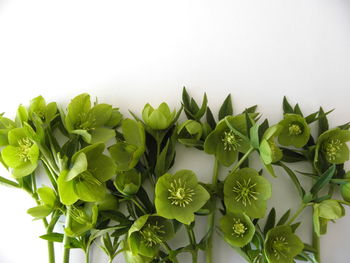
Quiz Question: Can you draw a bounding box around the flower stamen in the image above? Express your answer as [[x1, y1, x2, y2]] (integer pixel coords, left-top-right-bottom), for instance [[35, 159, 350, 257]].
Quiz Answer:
[[232, 178, 259, 207], [272, 236, 288, 259], [324, 139, 343, 161], [140, 221, 165, 247], [232, 218, 247, 237], [222, 131, 241, 151], [168, 178, 195, 207], [17, 138, 33, 162], [288, 123, 302, 136]]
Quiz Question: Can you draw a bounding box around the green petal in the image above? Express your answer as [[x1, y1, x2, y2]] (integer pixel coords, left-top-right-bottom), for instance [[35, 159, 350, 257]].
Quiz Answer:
[[57, 170, 79, 205], [66, 93, 91, 129], [66, 152, 88, 181], [37, 186, 57, 208], [88, 103, 112, 127], [220, 212, 255, 247], [90, 127, 116, 144], [318, 200, 345, 220], [27, 205, 52, 219], [71, 129, 92, 143], [8, 128, 27, 146], [123, 119, 146, 148], [2, 146, 23, 168], [74, 174, 106, 202], [109, 142, 138, 171], [88, 154, 116, 182], [278, 114, 310, 148]]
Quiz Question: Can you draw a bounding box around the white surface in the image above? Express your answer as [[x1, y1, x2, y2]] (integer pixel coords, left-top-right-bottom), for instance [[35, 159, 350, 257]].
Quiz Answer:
[[0, 0, 350, 262]]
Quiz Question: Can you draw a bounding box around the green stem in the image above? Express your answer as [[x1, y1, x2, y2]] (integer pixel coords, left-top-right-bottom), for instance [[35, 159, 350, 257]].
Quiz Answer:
[[230, 147, 254, 174], [286, 203, 307, 225], [85, 246, 90, 263], [162, 242, 179, 263], [186, 226, 198, 263], [131, 198, 147, 214], [62, 206, 72, 263], [46, 212, 60, 263], [313, 229, 321, 263], [0, 175, 20, 188], [206, 158, 219, 263]]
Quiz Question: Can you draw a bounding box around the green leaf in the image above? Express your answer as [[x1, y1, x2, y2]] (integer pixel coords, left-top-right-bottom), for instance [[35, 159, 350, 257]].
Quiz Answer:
[[276, 209, 291, 226], [278, 162, 305, 198], [282, 96, 294, 114], [206, 107, 216, 129], [318, 107, 329, 137], [310, 165, 336, 195], [263, 208, 276, 234], [218, 94, 233, 120]]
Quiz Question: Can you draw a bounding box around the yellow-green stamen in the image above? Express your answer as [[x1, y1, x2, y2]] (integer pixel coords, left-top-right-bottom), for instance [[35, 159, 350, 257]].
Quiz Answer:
[[140, 222, 165, 247], [272, 236, 288, 259], [232, 218, 247, 237], [222, 131, 241, 151], [232, 178, 259, 207], [17, 138, 33, 162], [288, 124, 302, 136], [324, 139, 343, 161], [168, 178, 195, 207]]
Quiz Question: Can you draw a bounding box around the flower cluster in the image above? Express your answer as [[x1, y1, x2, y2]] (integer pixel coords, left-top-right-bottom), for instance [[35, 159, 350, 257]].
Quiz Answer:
[[0, 90, 348, 263]]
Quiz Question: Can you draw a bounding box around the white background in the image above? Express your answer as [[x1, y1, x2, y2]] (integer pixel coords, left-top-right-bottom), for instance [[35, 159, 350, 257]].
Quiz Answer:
[[0, 0, 350, 262]]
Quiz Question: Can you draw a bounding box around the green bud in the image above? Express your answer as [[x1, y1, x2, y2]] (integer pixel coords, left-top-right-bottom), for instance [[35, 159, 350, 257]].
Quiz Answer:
[[114, 169, 141, 196], [142, 103, 176, 130]]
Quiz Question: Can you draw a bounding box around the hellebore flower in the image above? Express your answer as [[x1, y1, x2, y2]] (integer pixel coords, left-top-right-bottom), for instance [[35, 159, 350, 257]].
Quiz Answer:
[[177, 120, 203, 147], [0, 115, 17, 146], [313, 199, 345, 236], [277, 114, 310, 148], [142, 102, 176, 130], [65, 203, 98, 237], [155, 169, 210, 224], [28, 95, 57, 123], [1, 128, 39, 178], [224, 168, 271, 218], [63, 93, 122, 144], [114, 168, 141, 196], [315, 128, 350, 165], [204, 114, 252, 166], [57, 143, 116, 205], [109, 119, 145, 171], [260, 125, 283, 165], [220, 212, 255, 247], [264, 225, 304, 263], [27, 186, 58, 220], [128, 215, 174, 258]]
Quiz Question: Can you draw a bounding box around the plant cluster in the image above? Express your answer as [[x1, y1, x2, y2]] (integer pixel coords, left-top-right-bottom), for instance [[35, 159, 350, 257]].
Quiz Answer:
[[0, 89, 349, 263]]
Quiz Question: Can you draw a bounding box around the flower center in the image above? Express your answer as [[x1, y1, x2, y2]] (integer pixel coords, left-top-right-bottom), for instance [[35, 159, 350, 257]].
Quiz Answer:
[[288, 123, 302, 136], [272, 236, 289, 259], [168, 178, 195, 207], [17, 138, 33, 162], [222, 131, 241, 151], [232, 178, 259, 207], [140, 222, 165, 247], [324, 139, 343, 161], [232, 218, 247, 237]]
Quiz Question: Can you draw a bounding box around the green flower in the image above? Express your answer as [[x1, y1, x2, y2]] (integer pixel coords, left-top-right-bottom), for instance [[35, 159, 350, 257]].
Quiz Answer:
[[109, 119, 145, 171], [28, 96, 57, 123], [57, 143, 116, 205], [313, 200, 345, 236], [63, 93, 122, 144], [315, 128, 350, 165], [0, 115, 16, 146], [264, 225, 304, 263], [177, 120, 203, 147], [142, 102, 176, 130], [260, 125, 283, 165], [1, 128, 39, 178], [224, 168, 271, 218], [204, 114, 251, 166], [128, 215, 174, 258], [341, 172, 350, 202], [96, 193, 119, 211], [155, 170, 210, 224], [65, 203, 98, 237], [277, 114, 310, 148], [27, 186, 58, 219], [220, 212, 255, 247], [114, 169, 141, 196]]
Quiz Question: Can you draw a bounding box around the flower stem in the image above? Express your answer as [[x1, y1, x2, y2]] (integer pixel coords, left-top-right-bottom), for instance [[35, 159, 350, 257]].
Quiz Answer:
[[131, 197, 147, 214], [162, 242, 179, 263], [230, 147, 254, 174], [62, 206, 72, 263], [313, 229, 321, 263], [206, 158, 219, 263], [286, 203, 307, 225], [186, 226, 197, 263], [85, 246, 90, 263]]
